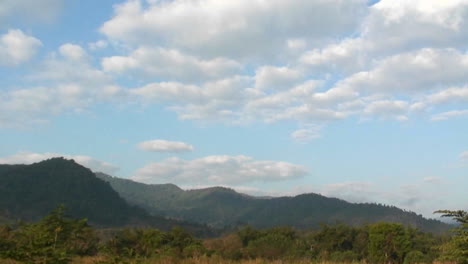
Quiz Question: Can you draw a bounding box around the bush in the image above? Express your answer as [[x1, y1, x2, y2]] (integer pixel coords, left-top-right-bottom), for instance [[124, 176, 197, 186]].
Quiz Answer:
[[4, 206, 98, 264], [404, 250, 430, 264]]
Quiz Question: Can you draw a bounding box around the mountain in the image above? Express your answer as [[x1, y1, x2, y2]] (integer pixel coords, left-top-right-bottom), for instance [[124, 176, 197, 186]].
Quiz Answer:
[[97, 173, 450, 233], [0, 158, 212, 235]]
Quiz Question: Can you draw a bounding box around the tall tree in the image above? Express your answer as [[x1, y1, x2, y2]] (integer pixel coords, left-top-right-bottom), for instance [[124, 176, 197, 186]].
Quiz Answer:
[[435, 210, 468, 263], [368, 222, 411, 264]]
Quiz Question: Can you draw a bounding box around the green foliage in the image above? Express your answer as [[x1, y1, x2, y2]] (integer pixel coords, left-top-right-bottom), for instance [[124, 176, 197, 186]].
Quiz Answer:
[[435, 210, 468, 263], [368, 222, 411, 264], [97, 172, 451, 232], [404, 250, 431, 264], [310, 223, 368, 261], [1, 205, 98, 264], [236, 226, 308, 260], [0, 217, 454, 264], [0, 159, 214, 236], [0, 225, 15, 258], [237, 226, 263, 247], [204, 233, 243, 260], [105, 227, 164, 260], [104, 226, 204, 263]]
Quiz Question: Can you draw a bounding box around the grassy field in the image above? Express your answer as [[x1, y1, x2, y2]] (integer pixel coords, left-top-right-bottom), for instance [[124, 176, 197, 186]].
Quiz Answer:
[[0, 256, 456, 264]]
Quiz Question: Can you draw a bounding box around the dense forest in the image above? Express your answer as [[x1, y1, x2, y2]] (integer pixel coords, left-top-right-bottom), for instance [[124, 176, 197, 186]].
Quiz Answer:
[[0, 207, 466, 264], [0, 159, 465, 263], [97, 172, 449, 233], [0, 158, 214, 236]]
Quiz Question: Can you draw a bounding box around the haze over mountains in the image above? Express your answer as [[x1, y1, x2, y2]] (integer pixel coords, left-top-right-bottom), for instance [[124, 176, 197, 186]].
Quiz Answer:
[[0, 158, 450, 234], [96, 172, 449, 233]]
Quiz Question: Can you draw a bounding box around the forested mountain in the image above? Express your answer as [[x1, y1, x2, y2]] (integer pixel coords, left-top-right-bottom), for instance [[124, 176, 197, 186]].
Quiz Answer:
[[0, 158, 211, 234], [97, 173, 450, 233]]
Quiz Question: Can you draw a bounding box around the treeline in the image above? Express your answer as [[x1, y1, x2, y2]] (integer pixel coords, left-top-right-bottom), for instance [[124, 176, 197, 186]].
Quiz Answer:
[[0, 207, 466, 264]]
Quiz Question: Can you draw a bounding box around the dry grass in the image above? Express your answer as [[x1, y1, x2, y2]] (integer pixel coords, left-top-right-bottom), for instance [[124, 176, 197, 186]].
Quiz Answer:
[[69, 256, 367, 264], [3, 257, 459, 264], [0, 259, 21, 264]]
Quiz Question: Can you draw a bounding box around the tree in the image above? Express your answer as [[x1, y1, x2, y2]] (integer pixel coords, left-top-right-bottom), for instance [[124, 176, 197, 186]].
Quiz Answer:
[[368, 222, 411, 264], [105, 227, 164, 260], [6, 205, 98, 264], [435, 210, 468, 263]]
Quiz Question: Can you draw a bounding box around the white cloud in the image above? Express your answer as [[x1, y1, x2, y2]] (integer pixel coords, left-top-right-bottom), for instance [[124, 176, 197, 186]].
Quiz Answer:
[[336, 48, 468, 95], [0, 43, 121, 127], [460, 151, 468, 161], [88, 40, 108, 50], [59, 43, 88, 61], [291, 125, 322, 142], [101, 0, 367, 60], [102, 46, 241, 82], [130, 76, 255, 121], [132, 155, 307, 185], [300, 38, 367, 74], [138, 139, 194, 152], [0, 0, 63, 23], [255, 66, 303, 91], [0, 151, 118, 174], [363, 100, 409, 120], [0, 29, 41, 66], [364, 0, 468, 54], [243, 80, 351, 123], [298, 0, 468, 76], [427, 86, 468, 104], [431, 109, 468, 121]]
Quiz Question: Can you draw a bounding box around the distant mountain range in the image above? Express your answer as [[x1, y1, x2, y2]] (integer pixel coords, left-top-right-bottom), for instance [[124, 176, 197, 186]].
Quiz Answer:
[[0, 158, 212, 235], [0, 158, 450, 234], [96, 173, 450, 233]]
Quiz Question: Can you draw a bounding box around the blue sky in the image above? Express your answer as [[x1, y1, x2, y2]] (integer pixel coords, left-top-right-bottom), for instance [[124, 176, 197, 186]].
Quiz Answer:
[[0, 0, 467, 218]]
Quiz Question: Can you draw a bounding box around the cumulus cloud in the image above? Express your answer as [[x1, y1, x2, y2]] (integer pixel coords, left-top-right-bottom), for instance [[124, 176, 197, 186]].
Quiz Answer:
[[0, 151, 118, 174], [0, 43, 121, 127], [138, 139, 194, 152], [427, 86, 468, 104], [102, 46, 241, 82], [5, 0, 468, 137], [130, 76, 255, 121], [100, 0, 367, 60], [132, 155, 307, 185], [300, 38, 367, 74], [255, 66, 303, 91], [335, 48, 468, 94], [299, 0, 468, 76], [0, 29, 41, 66], [363, 100, 409, 121], [364, 0, 468, 54], [431, 109, 468, 121]]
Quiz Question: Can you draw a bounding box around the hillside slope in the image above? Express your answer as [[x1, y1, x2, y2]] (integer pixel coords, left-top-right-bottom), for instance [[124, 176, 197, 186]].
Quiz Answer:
[[0, 158, 212, 234], [97, 173, 450, 233]]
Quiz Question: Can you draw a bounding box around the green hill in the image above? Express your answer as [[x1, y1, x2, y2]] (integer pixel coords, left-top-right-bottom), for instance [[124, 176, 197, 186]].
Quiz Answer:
[[97, 173, 450, 233], [0, 158, 212, 235]]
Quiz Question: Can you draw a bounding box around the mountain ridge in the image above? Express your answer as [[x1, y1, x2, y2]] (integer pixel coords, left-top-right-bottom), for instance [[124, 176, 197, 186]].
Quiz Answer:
[[96, 172, 450, 233], [0, 158, 213, 236]]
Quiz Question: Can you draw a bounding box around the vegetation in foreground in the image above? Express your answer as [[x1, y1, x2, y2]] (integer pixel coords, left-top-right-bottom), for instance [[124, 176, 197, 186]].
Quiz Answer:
[[0, 207, 466, 264]]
